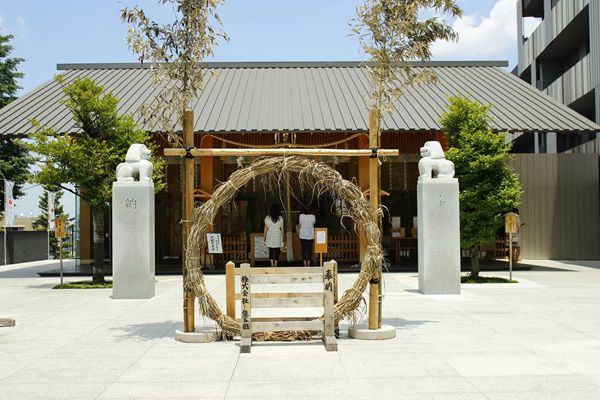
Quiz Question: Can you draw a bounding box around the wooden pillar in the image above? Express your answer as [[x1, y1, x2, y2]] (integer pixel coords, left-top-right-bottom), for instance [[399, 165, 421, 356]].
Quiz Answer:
[[183, 110, 195, 333], [368, 108, 381, 330], [225, 261, 236, 319], [240, 262, 252, 353], [200, 136, 214, 194], [285, 171, 294, 262], [357, 135, 369, 262], [200, 135, 215, 266]]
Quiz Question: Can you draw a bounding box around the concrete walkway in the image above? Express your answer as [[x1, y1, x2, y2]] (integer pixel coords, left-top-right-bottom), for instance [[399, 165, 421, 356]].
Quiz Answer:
[[1, 259, 600, 399]]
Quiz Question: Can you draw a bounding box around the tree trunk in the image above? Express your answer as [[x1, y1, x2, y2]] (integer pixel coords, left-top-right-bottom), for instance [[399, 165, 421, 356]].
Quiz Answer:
[[470, 246, 480, 279], [91, 207, 105, 284]]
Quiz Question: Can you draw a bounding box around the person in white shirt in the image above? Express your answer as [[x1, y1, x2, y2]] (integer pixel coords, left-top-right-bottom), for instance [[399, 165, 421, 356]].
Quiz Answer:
[[264, 204, 284, 267], [298, 206, 316, 267]]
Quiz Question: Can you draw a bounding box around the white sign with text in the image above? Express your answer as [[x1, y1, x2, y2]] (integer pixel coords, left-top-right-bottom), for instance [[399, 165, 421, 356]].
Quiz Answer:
[[207, 233, 223, 254]]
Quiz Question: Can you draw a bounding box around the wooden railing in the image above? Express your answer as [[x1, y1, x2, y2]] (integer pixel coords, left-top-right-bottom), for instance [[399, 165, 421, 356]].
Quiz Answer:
[[213, 235, 248, 265], [495, 238, 508, 259], [327, 235, 359, 262]]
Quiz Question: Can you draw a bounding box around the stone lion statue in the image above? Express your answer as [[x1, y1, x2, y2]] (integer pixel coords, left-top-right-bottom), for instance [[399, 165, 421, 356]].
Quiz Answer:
[[116, 144, 153, 182], [418, 141, 455, 180]]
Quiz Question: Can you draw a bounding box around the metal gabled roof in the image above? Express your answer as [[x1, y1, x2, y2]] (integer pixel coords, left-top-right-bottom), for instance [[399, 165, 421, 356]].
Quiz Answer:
[[1, 61, 598, 136]]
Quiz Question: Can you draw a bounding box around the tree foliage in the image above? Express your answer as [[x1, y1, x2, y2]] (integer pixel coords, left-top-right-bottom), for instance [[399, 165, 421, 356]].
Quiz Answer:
[[28, 77, 165, 282], [122, 0, 229, 145], [441, 96, 522, 276], [0, 33, 30, 212], [0, 33, 24, 108], [0, 137, 30, 211], [28, 77, 165, 208], [351, 0, 461, 118]]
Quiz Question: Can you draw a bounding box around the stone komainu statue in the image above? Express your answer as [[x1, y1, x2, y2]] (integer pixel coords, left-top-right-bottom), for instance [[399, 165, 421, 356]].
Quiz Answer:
[[418, 141, 455, 180], [116, 144, 153, 182]]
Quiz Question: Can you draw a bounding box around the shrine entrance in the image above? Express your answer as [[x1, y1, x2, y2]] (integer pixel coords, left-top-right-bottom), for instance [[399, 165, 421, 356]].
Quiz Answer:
[[174, 155, 393, 338], [166, 109, 400, 338]]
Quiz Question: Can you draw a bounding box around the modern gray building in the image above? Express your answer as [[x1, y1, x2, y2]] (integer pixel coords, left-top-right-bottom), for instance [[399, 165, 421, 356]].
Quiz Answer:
[[516, 0, 600, 153]]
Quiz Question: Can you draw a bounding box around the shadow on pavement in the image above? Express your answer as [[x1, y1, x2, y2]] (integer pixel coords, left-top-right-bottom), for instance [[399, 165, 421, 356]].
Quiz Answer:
[[110, 320, 179, 341], [378, 317, 436, 329]]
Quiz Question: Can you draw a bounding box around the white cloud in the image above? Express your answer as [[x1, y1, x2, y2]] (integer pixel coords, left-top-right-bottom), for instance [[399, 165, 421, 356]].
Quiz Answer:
[[431, 0, 519, 59]]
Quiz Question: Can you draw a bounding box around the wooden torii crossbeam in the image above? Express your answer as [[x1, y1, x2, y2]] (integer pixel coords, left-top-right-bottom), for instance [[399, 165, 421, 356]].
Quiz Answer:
[[165, 109, 397, 334]]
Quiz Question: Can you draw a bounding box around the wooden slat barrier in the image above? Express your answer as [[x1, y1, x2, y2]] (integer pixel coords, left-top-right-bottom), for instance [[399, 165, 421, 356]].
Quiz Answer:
[[327, 236, 359, 262], [250, 273, 323, 284], [229, 261, 338, 353], [214, 235, 249, 265], [495, 238, 509, 259]]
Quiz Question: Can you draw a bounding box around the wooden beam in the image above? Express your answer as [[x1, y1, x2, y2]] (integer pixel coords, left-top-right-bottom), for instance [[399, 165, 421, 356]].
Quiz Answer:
[[251, 297, 324, 308], [250, 273, 323, 284], [233, 266, 322, 275], [234, 292, 324, 300], [252, 320, 323, 333], [164, 148, 399, 157]]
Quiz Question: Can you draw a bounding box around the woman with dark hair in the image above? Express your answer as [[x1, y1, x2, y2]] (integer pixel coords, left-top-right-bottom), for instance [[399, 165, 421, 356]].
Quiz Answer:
[[298, 206, 316, 266], [264, 204, 284, 267]]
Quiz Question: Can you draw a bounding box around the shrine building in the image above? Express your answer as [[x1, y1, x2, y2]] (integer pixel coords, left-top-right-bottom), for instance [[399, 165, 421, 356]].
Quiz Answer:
[[1, 61, 599, 270]]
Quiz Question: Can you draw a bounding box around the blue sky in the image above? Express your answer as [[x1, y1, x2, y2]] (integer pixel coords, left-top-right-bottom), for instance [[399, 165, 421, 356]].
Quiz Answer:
[[1, 0, 524, 217]]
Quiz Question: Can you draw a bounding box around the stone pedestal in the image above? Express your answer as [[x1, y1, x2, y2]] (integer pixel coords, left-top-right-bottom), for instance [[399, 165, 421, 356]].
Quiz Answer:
[[417, 178, 461, 294], [112, 181, 155, 299], [348, 324, 396, 340]]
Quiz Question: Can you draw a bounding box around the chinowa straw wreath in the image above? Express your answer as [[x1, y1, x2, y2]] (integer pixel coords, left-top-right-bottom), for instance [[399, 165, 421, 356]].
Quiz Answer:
[[185, 156, 383, 341]]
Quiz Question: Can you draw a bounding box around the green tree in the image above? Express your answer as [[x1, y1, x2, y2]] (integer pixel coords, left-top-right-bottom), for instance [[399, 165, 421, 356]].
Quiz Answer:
[[440, 96, 522, 277], [0, 33, 23, 108], [122, 0, 228, 145], [32, 188, 70, 258], [28, 77, 165, 283], [0, 33, 30, 212], [351, 0, 461, 121]]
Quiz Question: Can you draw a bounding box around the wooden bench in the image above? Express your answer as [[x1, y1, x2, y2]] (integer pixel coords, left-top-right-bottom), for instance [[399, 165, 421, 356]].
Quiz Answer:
[[226, 262, 338, 353]]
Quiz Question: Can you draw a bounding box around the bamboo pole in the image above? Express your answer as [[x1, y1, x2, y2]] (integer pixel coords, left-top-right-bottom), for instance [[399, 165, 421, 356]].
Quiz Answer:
[[368, 108, 380, 330], [164, 148, 399, 158], [183, 110, 195, 333]]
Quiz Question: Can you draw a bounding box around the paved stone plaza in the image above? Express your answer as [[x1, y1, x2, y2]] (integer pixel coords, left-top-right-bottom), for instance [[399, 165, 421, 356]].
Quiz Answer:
[[2, 260, 600, 399]]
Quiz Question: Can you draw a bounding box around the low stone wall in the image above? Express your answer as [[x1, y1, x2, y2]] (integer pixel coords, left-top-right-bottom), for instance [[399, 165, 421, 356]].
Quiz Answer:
[[0, 231, 48, 265]]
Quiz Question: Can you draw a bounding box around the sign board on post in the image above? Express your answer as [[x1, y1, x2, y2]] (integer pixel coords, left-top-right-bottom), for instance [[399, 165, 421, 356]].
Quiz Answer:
[[314, 228, 328, 253], [207, 233, 223, 254], [505, 212, 519, 234], [314, 228, 328, 266], [250, 233, 270, 266], [55, 217, 66, 239], [504, 212, 519, 282], [54, 217, 66, 285]]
